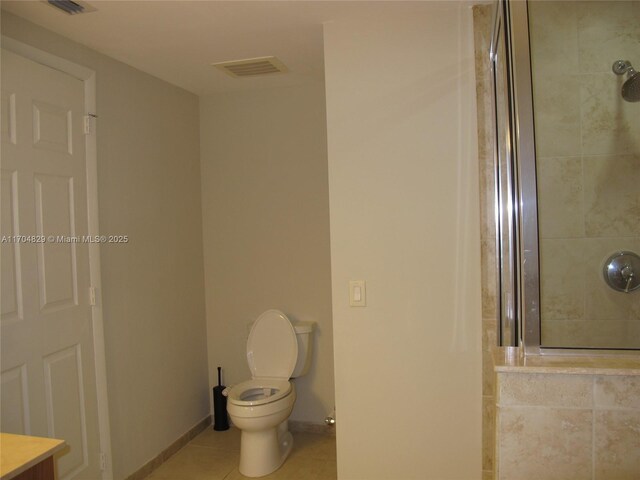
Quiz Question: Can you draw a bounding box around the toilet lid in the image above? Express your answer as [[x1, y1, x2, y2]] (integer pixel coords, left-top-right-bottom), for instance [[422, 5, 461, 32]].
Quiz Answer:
[[247, 310, 298, 380]]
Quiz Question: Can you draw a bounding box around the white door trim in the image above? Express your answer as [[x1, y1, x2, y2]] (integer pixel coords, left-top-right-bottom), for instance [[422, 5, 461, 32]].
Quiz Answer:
[[2, 35, 113, 480]]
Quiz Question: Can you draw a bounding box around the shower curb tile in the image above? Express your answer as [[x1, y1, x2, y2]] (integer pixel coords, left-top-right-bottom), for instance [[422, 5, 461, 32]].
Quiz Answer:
[[594, 376, 640, 409], [497, 406, 592, 480], [497, 373, 592, 408], [594, 410, 640, 480]]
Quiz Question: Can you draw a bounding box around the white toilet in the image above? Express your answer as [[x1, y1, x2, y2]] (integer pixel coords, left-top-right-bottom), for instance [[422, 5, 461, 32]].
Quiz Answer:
[[225, 309, 314, 477]]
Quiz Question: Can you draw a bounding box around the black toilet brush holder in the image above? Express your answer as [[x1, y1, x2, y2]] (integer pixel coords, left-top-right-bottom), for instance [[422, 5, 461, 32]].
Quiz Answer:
[[212, 366, 229, 431]]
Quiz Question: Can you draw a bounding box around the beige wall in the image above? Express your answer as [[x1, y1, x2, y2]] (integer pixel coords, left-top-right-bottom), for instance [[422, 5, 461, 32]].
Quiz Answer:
[[199, 84, 335, 424], [529, 0, 640, 348], [1, 13, 209, 479], [323, 5, 482, 479]]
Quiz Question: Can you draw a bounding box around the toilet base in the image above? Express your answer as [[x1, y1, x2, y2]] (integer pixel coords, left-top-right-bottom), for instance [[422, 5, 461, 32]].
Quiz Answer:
[[239, 422, 293, 477]]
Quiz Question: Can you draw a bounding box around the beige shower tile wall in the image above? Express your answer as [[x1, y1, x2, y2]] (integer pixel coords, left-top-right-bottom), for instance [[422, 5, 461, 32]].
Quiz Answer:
[[529, 0, 640, 348], [496, 372, 640, 480], [473, 5, 497, 480]]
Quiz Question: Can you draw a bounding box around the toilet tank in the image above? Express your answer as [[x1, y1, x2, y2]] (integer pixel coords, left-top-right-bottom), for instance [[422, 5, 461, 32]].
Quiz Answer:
[[291, 321, 315, 378]]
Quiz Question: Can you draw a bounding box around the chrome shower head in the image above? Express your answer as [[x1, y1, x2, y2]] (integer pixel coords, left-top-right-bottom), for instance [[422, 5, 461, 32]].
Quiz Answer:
[[622, 72, 640, 103], [612, 60, 640, 102]]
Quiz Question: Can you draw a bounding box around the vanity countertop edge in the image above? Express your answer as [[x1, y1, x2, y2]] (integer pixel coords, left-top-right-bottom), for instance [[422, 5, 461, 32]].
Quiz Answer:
[[0, 433, 65, 480]]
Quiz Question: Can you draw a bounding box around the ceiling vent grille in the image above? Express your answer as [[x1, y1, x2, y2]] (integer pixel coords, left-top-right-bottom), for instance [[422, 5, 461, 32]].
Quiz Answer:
[[46, 0, 96, 15], [211, 56, 288, 78]]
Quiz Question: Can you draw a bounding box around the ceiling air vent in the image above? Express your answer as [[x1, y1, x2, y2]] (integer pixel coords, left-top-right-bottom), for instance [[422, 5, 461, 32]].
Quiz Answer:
[[211, 56, 288, 78], [46, 0, 96, 15]]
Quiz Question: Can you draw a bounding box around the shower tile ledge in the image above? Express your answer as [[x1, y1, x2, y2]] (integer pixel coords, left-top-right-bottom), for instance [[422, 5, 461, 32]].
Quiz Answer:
[[493, 347, 640, 376]]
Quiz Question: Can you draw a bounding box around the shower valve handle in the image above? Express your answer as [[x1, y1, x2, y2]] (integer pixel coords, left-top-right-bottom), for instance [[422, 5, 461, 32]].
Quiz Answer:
[[603, 251, 640, 293], [621, 264, 634, 293]]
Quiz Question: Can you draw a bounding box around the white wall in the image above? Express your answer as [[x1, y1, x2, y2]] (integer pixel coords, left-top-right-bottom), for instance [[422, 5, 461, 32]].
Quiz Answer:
[[1, 13, 210, 480], [323, 4, 482, 479], [199, 83, 334, 424]]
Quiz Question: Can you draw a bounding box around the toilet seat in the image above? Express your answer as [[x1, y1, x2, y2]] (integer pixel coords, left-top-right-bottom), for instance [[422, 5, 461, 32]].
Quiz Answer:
[[227, 378, 292, 407], [229, 310, 298, 409], [246, 310, 298, 380]]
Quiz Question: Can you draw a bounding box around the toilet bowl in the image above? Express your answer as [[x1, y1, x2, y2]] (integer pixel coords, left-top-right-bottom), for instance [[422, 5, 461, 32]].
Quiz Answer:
[[225, 309, 314, 478]]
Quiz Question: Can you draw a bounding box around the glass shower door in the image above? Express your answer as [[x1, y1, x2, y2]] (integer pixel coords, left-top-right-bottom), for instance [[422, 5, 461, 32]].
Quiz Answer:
[[528, 0, 640, 350]]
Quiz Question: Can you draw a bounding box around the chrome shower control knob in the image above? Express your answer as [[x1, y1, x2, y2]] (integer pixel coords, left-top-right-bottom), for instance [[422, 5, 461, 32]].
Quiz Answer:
[[612, 60, 632, 75], [603, 251, 640, 293]]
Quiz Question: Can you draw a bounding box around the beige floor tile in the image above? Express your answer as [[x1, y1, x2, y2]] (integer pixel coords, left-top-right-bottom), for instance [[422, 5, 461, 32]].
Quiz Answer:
[[288, 432, 337, 461], [144, 427, 336, 480], [189, 427, 242, 452], [147, 444, 238, 480], [224, 457, 337, 480]]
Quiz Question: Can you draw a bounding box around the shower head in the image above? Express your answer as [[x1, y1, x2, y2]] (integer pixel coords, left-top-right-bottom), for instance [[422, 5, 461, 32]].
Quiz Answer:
[[622, 72, 640, 103], [612, 60, 640, 102]]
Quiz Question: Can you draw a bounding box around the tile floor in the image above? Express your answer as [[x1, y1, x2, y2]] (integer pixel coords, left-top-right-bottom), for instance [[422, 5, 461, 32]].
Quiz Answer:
[[146, 427, 337, 480]]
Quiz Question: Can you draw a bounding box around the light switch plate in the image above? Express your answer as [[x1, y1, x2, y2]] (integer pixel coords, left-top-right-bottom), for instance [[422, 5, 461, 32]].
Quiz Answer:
[[349, 280, 366, 307]]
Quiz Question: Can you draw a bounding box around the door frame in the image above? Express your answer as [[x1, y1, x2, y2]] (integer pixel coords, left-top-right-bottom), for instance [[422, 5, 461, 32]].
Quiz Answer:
[[2, 35, 113, 480]]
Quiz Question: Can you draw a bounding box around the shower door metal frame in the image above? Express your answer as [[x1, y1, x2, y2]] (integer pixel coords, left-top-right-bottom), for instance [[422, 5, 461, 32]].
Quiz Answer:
[[491, 0, 519, 348], [505, 0, 541, 354], [491, 0, 541, 354]]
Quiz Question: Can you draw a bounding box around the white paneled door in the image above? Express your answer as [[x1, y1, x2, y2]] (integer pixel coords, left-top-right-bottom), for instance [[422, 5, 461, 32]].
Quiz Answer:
[[1, 49, 103, 480]]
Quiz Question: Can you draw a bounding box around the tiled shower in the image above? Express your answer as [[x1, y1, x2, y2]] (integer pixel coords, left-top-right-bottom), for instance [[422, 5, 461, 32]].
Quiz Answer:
[[473, 2, 640, 479]]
